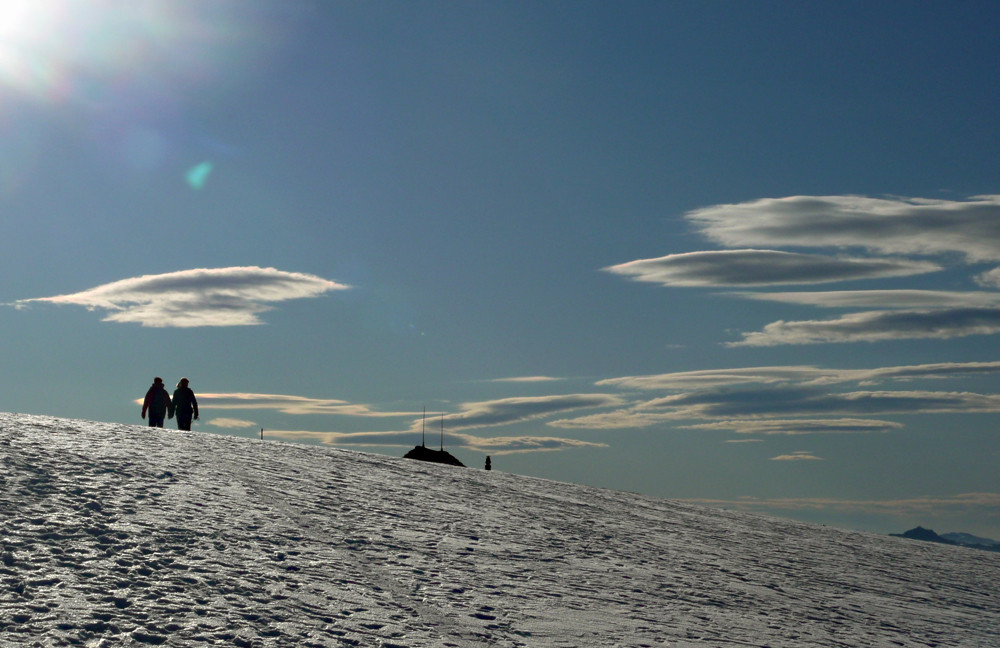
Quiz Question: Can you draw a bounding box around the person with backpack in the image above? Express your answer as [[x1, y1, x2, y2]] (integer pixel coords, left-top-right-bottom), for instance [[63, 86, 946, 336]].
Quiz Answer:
[[141, 377, 174, 427], [172, 377, 199, 431]]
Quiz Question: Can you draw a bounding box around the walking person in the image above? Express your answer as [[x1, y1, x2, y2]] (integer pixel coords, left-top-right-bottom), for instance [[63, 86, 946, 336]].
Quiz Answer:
[[141, 377, 173, 428], [172, 377, 199, 431]]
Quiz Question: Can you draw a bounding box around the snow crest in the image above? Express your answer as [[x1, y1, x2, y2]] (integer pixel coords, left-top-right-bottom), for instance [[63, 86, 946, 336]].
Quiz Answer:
[[0, 413, 997, 646]]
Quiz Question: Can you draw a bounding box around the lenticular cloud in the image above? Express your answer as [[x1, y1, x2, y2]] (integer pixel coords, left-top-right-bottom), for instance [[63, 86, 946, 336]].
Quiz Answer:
[[687, 194, 1000, 262], [17, 266, 349, 327], [605, 250, 939, 287]]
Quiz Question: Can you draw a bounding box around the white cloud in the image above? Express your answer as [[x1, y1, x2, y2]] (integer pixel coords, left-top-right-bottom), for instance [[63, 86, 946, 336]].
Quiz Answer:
[[976, 267, 1000, 288], [547, 409, 680, 430], [456, 434, 607, 455], [770, 451, 823, 461], [729, 308, 1000, 346], [262, 429, 607, 455], [563, 363, 1000, 432], [262, 429, 420, 447], [606, 194, 1000, 350], [687, 492, 1000, 516], [641, 386, 1000, 419], [687, 194, 1000, 262], [856, 361, 1000, 384], [682, 418, 903, 435], [606, 250, 939, 287], [232, 393, 623, 449], [16, 266, 349, 327], [199, 393, 414, 417], [190, 391, 624, 450], [598, 366, 839, 391], [599, 361, 1000, 391], [491, 376, 562, 383], [424, 394, 625, 433], [735, 290, 1000, 309], [207, 418, 257, 429]]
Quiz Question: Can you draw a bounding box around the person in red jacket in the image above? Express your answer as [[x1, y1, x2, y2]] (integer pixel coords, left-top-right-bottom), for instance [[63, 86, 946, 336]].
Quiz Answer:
[[141, 377, 173, 427]]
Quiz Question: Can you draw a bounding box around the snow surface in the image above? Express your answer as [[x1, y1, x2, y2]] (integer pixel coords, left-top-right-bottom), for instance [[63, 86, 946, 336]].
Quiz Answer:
[[1, 413, 997, 647]]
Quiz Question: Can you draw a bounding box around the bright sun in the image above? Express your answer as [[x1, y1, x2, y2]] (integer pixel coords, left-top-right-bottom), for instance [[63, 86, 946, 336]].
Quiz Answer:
[[0, 0, 57, 43], [0, 1, 264, 104], [0, 0, 76, 98]]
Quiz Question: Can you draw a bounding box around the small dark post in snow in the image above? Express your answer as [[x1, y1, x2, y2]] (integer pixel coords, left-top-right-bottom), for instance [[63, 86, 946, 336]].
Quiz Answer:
[[421, 406, 426, 448], [440, 414, 444, 452], [260, 428, 263, 440]]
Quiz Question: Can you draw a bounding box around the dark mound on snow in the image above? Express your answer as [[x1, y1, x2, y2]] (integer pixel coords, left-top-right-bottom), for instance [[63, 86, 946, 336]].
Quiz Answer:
[[402, 445, 465, 467]]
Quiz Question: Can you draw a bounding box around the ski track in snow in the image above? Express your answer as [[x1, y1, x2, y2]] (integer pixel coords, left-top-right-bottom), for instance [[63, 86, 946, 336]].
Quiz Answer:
[[0, 413, 997, 647]]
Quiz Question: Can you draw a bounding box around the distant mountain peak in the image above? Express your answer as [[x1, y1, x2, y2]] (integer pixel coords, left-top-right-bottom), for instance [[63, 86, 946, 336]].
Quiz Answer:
[[941, 532, 1000, 548], [891, 526, 1000, 552], [892, 526, 952, 544]]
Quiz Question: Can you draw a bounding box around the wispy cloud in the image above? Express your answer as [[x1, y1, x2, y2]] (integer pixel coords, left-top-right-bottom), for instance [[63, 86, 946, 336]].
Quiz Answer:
[[547, 409, 680, 430], [200, 391, 621, 454], [554, 386, 1000, 430], [976, 267, 1000, 288], [687, 194, 1000, 262], [415, 394, 625, 433], [260, 429, 419, 447], [729, 308, 1000, 346], [263, 428, 607, 455], [642, 386, 1000, 419], [187, 390, 626, 440], [558, 361, 1000, 432], [461, 435, 607, 455], [490, 376, 562, 383], [547, 386, 1000, 435], [770, 451, 823, 461], [606, 250, 939, 287], [15, 266, 348, 327], [599, 361, 1000, 391], [607, 194, 1000, 349], [687, 492, 1000, 517], [599, 366, 840, 391], [682, 418, 902, 435], [858, 361, 1000, 383], [199, 393, 415, 417], [736, 290, 1000, 309], [207, 418, 258, 429]]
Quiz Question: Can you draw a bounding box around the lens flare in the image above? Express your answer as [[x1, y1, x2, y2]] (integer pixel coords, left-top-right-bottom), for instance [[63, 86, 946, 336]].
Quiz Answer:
[[185, 161, 214, 189]]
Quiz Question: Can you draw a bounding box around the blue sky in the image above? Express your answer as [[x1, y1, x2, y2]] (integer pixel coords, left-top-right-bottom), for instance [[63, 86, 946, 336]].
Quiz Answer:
[[2, 1, 999, 539]]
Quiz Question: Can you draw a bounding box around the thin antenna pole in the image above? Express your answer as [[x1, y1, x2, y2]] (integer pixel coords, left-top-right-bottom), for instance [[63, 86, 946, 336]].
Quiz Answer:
[[421, 406, 426, 448], [440, 413, 444, 451]]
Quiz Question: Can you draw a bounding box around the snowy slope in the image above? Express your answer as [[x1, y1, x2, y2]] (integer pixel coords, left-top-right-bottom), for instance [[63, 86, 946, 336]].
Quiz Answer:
[[1, 413, 997, 647]]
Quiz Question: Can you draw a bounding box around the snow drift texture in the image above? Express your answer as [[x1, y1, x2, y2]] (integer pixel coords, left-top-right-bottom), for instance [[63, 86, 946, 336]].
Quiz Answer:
[[0, 413, 997, 647]]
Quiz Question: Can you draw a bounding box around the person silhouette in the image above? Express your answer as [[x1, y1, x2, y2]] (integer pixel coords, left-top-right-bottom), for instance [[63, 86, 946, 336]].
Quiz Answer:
[[141, 377, 173, 428], [485, 455, 492, 471], [172, 377, 199, 431]]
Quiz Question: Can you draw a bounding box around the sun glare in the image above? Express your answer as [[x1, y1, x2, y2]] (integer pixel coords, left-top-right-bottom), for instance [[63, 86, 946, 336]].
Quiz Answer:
[[0, 1, 48, 40], [0, 0, 60, 94], [0, 0, 271, 105], [0, 0, 104, 101]]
